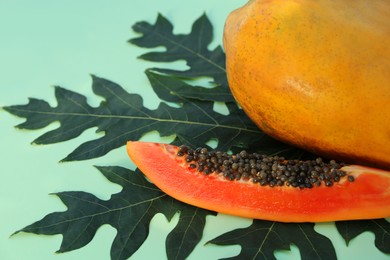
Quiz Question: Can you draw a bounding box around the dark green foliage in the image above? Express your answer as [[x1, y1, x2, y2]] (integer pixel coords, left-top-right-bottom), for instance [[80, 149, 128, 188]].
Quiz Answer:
[[13, 166, 215, 260], [130, 13, 231, 102], [5, 13, 390, 260], [336, 219, 390, 254], [208, 220, 337, 260], [4, 72, 264, 161]]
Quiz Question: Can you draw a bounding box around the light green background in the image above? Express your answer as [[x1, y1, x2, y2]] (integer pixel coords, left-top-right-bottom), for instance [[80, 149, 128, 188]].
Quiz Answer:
[[0, 0, 388, 259]]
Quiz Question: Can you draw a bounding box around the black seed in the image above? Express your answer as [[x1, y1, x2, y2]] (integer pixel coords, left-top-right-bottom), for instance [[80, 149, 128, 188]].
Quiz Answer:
[[311, 170, 319, 177], [323, 167, 330, 174], [199, 154, 207, 161], [240, 150, 248, 158], [348, 175, 355, 182], [279, 165, 287, 171], [325, 180, 333, 187], [300, 164, 308, 171], [223, 160, 230, 166], [260, 179, 268, 186], [339, 171, 346, 177], [292, 165, 300, 173], [200, 148, 208, 154], [210, 157, 218, 164], [315, 157, 323, 165], [231, 163, 238, 170], [259, 171, 268, 179], [305, 183, 313, 188], [189, 163, 196, 169], [253, 177, 260, 183], [178, 145, 188, 154], [280, 175, 288, 182]]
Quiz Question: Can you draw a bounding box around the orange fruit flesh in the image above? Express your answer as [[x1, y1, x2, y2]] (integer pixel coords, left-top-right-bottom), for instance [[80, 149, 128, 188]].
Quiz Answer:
[[127, 141, 390, 223]]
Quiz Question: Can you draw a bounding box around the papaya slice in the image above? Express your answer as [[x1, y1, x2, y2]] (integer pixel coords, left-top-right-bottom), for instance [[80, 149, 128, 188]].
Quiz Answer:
[[126, 141, 390, 223]]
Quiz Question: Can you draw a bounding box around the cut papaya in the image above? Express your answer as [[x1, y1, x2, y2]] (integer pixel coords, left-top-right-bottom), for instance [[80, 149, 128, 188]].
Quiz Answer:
[[126, 141, 390, 223]]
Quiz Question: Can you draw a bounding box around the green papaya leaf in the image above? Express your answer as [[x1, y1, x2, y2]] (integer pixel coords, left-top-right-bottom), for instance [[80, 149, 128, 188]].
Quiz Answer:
[[3, 72, 264, 162], [208, 220, 337, 260], [130, 13, 231, 102], [12, 166, 215, 260], [145, 69, 234, 103], [166, 207, 212, 260], [336, 219, 390, 254]]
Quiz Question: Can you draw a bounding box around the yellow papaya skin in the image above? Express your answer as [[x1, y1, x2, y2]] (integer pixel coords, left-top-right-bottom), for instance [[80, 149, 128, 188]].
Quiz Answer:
[[224, 0, 390, 169]]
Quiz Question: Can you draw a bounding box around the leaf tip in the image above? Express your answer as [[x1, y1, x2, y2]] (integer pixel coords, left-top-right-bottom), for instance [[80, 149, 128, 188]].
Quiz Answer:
[[58, 159, 67, 163], [9, 230, 20, 238]]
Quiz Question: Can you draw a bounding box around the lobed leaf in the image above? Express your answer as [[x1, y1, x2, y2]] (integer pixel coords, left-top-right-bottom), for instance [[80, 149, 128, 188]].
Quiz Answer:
[[208, 220, 337, 260], [130, 13, 231, 102], [336, 219, 390, 254], [13, 166, 214, 259], [4, 73, 264, 162]]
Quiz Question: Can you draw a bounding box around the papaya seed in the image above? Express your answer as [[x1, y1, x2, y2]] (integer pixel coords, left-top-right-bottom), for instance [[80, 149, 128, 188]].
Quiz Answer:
[[177, 145, 353, 189]]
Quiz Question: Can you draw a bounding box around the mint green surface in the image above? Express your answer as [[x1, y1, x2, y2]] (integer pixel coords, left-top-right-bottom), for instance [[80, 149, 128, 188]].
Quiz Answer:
[[0, 1, 388, 259]]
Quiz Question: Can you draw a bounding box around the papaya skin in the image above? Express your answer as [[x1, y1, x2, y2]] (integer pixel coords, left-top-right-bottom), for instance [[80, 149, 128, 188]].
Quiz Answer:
[[127, 141, 390, 223], [223, 0, 390, 169]]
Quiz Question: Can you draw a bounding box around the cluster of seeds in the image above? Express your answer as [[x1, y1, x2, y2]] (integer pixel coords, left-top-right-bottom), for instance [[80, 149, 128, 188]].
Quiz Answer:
[[177, 145, 355, 189]]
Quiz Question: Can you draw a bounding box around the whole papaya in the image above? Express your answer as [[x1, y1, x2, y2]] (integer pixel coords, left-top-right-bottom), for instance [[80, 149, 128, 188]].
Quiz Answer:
[[224, 0, 390, 169]]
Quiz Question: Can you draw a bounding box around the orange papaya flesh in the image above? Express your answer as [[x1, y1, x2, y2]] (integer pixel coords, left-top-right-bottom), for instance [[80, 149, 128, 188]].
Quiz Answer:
[[127, 141, 390, 223], [223, 0, 390, 170]]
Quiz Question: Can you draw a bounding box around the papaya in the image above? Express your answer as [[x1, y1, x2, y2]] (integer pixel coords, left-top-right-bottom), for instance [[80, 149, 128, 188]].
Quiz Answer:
[[126, 141, 390, 222], [223, 0, 390, 169]]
